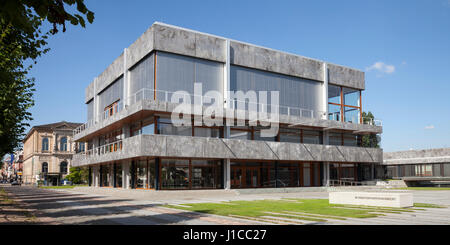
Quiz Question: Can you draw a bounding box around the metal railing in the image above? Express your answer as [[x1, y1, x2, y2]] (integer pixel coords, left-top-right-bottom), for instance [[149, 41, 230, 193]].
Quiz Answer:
[[74, 87, 382, 135], [75, 139, 122, 157], [329, 179, 370, 186]]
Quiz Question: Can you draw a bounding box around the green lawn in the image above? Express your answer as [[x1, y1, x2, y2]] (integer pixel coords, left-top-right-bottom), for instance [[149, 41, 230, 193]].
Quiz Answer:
[[165, 199, 433, 222], [394, 187, 450, 191]]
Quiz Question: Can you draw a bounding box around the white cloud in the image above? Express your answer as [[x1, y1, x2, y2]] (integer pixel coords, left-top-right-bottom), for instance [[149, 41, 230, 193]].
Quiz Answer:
[[424, 125, 435, 130], [366, 62, 396, 74]]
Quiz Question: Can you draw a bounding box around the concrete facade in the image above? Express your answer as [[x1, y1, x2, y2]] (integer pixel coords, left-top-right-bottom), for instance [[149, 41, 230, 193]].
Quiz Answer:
[[74, 22, 383, 190], [383, 148, 450, 187]]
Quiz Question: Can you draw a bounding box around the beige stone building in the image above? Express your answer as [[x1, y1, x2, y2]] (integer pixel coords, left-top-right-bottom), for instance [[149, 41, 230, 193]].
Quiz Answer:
[[22, 121, 82, 185]]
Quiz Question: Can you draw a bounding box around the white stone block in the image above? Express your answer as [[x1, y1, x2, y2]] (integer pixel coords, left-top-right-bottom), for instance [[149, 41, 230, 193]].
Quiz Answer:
[[329, 192, 413, 208]]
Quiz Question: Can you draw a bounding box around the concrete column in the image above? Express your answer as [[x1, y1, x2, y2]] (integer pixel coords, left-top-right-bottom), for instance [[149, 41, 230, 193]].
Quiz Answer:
[[93, 165, 100, 187], [223, 39, 230, 109], [93, 77, 99, 123], [223, 159, 231, 190], [122, 161, 130, 189], [322, 63, 329, 120], [123, 48, 129, 106], [323, 162, 330, 186]]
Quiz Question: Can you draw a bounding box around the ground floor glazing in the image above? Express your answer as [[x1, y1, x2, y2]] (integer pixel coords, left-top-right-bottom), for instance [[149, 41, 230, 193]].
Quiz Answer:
[[89, 158, 379, 190]]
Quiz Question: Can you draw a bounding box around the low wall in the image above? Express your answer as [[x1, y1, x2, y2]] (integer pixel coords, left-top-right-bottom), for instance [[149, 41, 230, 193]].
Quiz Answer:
[[329, 191, 413, 208]]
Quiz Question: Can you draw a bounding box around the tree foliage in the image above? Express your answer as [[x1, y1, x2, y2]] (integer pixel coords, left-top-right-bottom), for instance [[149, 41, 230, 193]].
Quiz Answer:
[[0, 0, 94, 156], [361, 111, 380, 148], [65, 166, 88, 184]]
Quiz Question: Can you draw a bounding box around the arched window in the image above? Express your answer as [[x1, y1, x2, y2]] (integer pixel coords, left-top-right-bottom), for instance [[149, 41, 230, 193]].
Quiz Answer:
[[60, 137, 67, 151], [42, 138, 49, 151], [42, 162, 48, 173], [60, 162, 68, 174]]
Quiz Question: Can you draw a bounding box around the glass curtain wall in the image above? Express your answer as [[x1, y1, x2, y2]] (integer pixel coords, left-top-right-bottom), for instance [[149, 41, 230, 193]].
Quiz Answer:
[[160, 159, 222, 190], [230, 162, 320, 189], [156, 52, 223, 106], [98, 76, 124, 118], [230, 65, 323, 116], [328, 85, 362, 123], [100, 164, 111, 187], [129, 53, 154, 102]]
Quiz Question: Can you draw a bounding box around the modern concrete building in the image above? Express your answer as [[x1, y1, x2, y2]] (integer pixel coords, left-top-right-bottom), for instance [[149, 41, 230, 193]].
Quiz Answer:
[[23, 121, 82, 185], [384, 148, 450, 187], [72, 22, 383, 190]]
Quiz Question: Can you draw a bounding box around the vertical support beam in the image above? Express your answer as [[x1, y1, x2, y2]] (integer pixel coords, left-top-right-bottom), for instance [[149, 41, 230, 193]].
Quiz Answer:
[[123, 48, 129, 106], [224, 159, 231, 190], [322, 63, 329, 120], [223, 39, 231, 109], [122, 161, 130, 189], [155, 158, 160, 190], [93, 77, 99, 123]]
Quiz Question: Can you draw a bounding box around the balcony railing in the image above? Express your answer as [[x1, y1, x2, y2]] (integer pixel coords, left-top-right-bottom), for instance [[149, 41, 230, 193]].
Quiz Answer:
[[74, 88, 382, 136], [75, 139, 122, 157]]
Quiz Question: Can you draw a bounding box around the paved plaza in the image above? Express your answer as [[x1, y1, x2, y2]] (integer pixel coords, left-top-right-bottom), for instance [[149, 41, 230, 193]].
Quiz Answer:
[[1, 185, 450, 225]]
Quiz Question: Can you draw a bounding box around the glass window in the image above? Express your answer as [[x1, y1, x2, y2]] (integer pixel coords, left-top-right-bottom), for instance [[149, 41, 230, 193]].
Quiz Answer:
[[115, 164, 123, 188], [191, 160, 222, 189], [160, 159, 190, 189], [194, 127, 221, 138], [142, 117, 155, 135], [42, 162, 48, 173], [279, 127, 301, 143], [303, 130, 322, 144], [344, 107, 360, 123], [135, 160, 147, 188], [42, 138, 49, 151], [329, 132, 342, 146], [100, 164, 111, 187], [328, 104, 341, 121], [328, 85, 341, 104], [60, 162, 68, 174], [158, 117, 192, 136], [343, 87, 360, 107], [60, 137, 67, 151], [343, 133, 359, 147]]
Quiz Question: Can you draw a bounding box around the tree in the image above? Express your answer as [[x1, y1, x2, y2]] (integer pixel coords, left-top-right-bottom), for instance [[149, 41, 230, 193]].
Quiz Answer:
[[0, 0, 94, 157], [65, 167, 88, 184], [361, 111, 380, 148]]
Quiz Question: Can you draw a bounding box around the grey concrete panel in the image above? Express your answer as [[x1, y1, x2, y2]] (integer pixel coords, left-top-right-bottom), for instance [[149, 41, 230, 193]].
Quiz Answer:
[[230, 40, 324, 82], [195, 33, 227, 62], [72, 134, 383, 167], [222, 139, 278, 160], [85, 82, 95, 103], [96, 52, 124, 94], [328, 63, 365, 90], [336, 145, 373, 163], [140, 135, 167, 157], [383, 147, 450, 165], [203, 138, 235, 159], [166, 135, 204, 158], [153, 24, 197, 58]]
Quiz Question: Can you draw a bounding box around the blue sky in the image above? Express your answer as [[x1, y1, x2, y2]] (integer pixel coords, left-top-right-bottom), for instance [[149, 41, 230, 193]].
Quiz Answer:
[[26, 0, 450, 152]]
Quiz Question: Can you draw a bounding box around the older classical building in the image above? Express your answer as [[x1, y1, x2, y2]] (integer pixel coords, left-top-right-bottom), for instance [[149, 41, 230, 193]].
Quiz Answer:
[[23, 121, 82, 185], [72, 22, 383, 190]]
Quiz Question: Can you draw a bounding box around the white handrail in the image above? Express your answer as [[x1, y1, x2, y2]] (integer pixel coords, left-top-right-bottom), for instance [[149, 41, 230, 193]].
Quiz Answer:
[[73, 88, 382, 135]]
